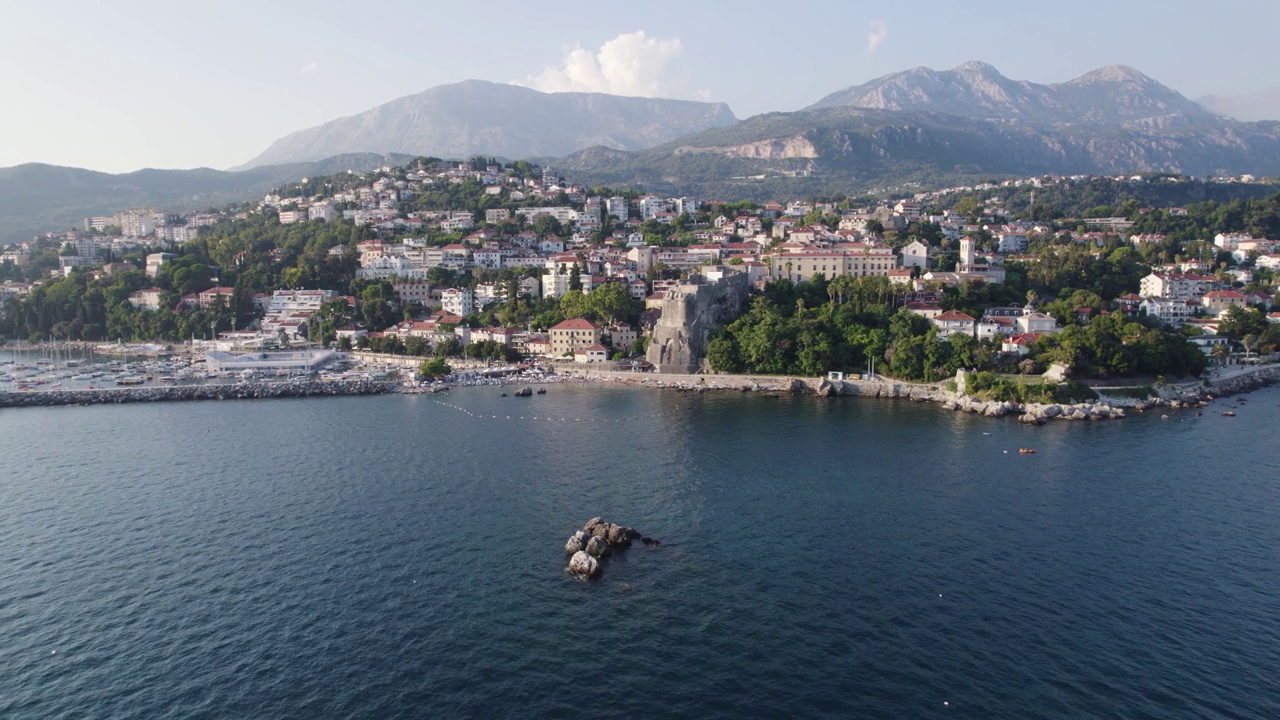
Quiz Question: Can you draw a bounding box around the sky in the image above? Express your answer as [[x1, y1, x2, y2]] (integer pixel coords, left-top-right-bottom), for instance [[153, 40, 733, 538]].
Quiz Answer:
[[3, 0, 1279, 174]]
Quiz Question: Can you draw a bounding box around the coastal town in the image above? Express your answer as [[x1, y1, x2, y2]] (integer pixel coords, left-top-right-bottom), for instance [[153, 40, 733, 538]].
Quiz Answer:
[[2, 158, 1279, 414]]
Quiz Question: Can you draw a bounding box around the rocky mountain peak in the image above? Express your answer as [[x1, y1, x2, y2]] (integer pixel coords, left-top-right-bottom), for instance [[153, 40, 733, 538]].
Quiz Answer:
[[807, 62, 1212, 127], [1068, 64, 1153, 85], [238, 80, 737, 168], [953, 60, 1003, 77]]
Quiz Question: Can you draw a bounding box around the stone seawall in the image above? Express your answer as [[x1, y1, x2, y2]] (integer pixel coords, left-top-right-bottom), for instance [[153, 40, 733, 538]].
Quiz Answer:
[[0, 380, 396, 409], [1205, 366, 1280, 395], [574, 365, 1280, 424]]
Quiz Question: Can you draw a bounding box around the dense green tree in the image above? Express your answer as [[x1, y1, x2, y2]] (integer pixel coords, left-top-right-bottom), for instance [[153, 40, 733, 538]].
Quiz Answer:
[[568, 262, 583, 292], [419, 357, 452, 378]]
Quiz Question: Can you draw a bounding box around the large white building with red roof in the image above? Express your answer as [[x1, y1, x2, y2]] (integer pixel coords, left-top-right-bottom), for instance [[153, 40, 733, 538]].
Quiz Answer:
[[1201, 290, 1248, 316], [1139, 272, 1217, 299], [549, 318, 602, 356], [932, 310, 976, 339]]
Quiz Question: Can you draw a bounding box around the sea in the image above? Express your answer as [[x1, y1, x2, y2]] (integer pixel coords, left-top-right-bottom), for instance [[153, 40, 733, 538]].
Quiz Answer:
[[1, 383, 1278, 718]]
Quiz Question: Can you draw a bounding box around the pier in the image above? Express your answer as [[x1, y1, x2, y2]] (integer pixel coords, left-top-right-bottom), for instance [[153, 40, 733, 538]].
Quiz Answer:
[[0, 379, 395, 409]]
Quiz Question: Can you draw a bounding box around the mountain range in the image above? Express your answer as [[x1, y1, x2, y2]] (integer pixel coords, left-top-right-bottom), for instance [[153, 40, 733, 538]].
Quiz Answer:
[[238, 80, 737, 169], [4, 62, 1280, 244], [0, 154, 414, 244], [559, 63, 1280, 197], [1198, 86, 1280, 123], [809, 62, 1219, 129]]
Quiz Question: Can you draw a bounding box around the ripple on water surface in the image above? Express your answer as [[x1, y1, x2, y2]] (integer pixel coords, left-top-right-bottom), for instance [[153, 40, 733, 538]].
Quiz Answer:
[[0, 386, 1278, 718]]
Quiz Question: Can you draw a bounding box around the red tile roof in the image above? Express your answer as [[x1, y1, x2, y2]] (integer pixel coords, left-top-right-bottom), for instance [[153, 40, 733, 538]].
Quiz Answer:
[[551, 318, 601, 330]]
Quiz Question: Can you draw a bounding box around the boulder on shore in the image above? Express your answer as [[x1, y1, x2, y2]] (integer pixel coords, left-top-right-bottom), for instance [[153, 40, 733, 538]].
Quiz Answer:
[[566, 551, 600, 579]]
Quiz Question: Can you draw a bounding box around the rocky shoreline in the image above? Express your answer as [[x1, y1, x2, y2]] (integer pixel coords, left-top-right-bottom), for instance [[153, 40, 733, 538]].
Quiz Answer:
[[589, 365, 1280, 424], [0, 379, 396, 408], [4, 366, 1275, 422]]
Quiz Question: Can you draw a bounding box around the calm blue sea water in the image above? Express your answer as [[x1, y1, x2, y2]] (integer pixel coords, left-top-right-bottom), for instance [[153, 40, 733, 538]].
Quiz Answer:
[[1, 385, 1278, 718]]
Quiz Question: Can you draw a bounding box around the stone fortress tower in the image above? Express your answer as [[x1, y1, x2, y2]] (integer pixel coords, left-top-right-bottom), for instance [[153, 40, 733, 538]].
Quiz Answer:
[[645, 271, 751, 374]]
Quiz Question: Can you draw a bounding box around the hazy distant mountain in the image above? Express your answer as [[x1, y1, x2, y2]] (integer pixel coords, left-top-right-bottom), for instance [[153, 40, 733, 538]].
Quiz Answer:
[[238, 80, 737, 169], [10, 63, 1280, 243], [558, 104, 1280, 200], [554, 63, 1280, 198], [0, 153, 412, 244], [808, 62, 1217, 130], [1199, 87, 1280, 122]]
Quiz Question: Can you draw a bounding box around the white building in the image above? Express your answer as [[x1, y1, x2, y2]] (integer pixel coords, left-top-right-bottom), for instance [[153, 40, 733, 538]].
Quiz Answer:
[[607, 196, 630, 222], [441, 287, 474, 317], [1139, 273, 1216, 300], [1255, 254, 1280, 271], [128, 287, 165, 311], [900, 240, 928, 268], [145, 252, 177, 278], [266, 289, 336, 316], [308, 203, 336, 222], [516, 207, 578, 224], [638, 196, 667, 220], [158, 224, 201, 244], [114, 209, 155, 237], [57, 256, 98, 275], [932, 310, 976, 339], [358, 255, 427, 280], [1214, 233, 1252, 251], [996, 233, 1028, 253], [1140, 297, 1199, 326], [674, 197, 699, 216]]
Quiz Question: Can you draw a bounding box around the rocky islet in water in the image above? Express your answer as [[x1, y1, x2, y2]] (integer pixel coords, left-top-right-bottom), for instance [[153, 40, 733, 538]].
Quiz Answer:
[[564, 517, 659, 580]]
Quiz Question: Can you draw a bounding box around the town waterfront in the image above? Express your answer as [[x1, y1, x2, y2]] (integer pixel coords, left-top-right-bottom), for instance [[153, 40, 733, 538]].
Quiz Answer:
[[2, 386, 1278, 717]]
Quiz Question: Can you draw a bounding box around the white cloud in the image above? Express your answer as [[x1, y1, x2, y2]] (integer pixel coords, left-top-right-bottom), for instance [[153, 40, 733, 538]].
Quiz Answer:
[[300, 61, 320, 75], [867, 20, 889, 55], [522, 31, 686, 98]]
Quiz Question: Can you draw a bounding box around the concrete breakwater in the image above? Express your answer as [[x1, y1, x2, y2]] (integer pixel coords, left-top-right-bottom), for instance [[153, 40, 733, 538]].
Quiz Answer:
[[0, 380, 396, 409]]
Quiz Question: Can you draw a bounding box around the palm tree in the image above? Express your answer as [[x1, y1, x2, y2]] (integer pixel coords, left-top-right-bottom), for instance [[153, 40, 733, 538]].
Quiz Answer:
[[1212, 343, 1230, 367]]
